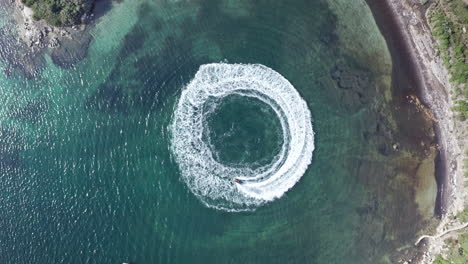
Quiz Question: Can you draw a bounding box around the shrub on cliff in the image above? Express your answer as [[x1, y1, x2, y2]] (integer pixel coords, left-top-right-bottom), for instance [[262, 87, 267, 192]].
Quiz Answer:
[[21, 0, 94, 26], [453, 100, 468, 120]]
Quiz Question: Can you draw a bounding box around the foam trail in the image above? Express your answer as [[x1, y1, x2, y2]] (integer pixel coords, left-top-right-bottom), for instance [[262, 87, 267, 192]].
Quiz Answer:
[[171, 63, 314, 211]]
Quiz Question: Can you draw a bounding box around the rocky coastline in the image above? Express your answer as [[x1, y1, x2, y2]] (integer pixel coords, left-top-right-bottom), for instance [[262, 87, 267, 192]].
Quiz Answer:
[[13, 1, 84, 50], [370, 0, 467, 263], [0, 0, 112, 77]]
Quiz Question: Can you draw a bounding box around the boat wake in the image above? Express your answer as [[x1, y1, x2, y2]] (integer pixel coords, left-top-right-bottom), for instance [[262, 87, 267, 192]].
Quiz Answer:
[[170, 63, 314, 212]]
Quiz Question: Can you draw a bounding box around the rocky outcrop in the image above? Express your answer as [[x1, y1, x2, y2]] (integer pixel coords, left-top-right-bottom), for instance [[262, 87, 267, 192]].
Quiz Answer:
[[377, 0, 467, 263], [330, 63, 374, 112], [14, 0, 81, 50], [0, 0, 111, 78]]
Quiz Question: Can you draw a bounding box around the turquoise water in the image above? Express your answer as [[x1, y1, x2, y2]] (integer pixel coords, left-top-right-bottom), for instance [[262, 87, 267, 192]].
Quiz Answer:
[[204, 94, 283, 167], [0, 0, 437, 263]]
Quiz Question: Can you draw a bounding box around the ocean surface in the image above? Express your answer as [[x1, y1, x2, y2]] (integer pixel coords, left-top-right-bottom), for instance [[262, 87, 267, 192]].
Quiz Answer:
[[0, 0, 438, 263]]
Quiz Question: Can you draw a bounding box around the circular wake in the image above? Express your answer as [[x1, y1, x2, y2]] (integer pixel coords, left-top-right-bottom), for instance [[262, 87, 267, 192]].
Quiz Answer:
[[170, 63, 314, 211]]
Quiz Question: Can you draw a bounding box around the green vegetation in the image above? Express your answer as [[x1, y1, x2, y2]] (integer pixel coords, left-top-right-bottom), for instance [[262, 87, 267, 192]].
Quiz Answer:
[[453, 100, 468, 120], [433, 256, 450, 264], [465, 150, 468, 178], [428, 0, 467, 118], [21, 0, 94, 26], [456, 208, 468, 222], [434, 232, 468, 264]]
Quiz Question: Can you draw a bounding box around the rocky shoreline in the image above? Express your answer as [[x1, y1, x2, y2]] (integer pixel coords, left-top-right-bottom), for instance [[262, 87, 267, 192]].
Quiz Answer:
[[370, 0, 467, 263], [13, 1, 79, 50], [0, 0, 112, 77], [6, 0, 95, 52]]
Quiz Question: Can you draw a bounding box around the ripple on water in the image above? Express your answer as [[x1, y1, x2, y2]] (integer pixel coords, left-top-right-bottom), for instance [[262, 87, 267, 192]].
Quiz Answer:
[[170, 63, 314, 211]]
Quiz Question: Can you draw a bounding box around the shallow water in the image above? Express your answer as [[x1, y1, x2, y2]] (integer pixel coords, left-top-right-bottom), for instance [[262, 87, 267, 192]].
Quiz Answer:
[[0, 0, 437, 263]]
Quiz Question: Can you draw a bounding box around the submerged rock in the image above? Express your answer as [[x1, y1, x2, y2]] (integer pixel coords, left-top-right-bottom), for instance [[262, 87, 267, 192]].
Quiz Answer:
[[330, 62, 374, 112], [50, 31, 92, 68]]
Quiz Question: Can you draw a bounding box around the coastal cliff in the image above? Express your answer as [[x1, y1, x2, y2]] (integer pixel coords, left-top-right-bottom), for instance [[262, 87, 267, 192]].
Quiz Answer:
[[373, 0, 467, 263]]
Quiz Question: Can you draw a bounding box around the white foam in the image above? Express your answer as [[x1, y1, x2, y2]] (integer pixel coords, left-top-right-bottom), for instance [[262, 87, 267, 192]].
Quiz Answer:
[[170, 63, 314, 211]]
